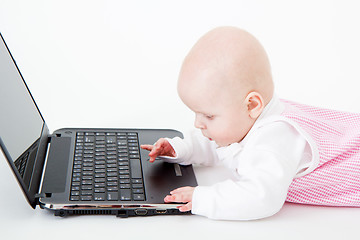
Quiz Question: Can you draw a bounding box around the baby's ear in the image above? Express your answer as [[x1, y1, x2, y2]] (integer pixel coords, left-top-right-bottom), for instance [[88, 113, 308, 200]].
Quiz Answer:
[[245, 92, 265, 119]]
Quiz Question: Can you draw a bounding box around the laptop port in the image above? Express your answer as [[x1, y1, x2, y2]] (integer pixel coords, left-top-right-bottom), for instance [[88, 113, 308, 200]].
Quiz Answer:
[[135, 209, 148, 216], [155, 209, 167, 214]]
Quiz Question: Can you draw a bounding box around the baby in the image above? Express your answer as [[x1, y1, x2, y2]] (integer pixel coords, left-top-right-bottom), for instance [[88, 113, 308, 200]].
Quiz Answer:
[[141, 26, 360, 220]]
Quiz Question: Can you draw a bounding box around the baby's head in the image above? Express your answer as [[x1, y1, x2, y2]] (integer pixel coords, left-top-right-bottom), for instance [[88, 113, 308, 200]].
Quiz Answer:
[[178, 26, 274, 147]]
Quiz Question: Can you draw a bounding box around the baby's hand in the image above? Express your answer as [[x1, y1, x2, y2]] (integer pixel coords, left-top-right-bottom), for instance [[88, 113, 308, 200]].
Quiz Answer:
[[140, 138, 176, 163], [164, 186, 195, 212]]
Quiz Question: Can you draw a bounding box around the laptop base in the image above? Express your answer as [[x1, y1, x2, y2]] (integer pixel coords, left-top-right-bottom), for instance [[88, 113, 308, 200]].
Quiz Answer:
[[49, 207, 191, 218]]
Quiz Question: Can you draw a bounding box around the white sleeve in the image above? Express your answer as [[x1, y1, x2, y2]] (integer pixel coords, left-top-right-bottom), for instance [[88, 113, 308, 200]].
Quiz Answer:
[[191, 121, 310, 220], [159, 129, 220, 166]]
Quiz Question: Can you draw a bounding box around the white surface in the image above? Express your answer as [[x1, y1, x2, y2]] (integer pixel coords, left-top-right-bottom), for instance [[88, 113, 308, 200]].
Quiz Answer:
[[1, 0, 360, 239]]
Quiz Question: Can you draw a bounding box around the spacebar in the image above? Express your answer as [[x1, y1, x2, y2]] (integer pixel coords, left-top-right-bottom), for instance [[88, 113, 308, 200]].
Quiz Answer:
[[130, 159, 142, 178]]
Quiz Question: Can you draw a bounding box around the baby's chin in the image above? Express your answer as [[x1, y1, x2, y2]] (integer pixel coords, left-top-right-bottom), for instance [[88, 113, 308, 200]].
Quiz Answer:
[[213, 140, 233, 147], [205, 135, 238, 147]]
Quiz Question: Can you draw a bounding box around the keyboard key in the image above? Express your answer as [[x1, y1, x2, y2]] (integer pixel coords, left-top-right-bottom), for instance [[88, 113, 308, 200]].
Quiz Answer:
[[120, 184, 130, 189], [82, 180, 92, 185], [94, 188, 105, 193], [95, 183, 105, 188], [107, 192, 118, 201], [94, 178, 105, 183], [132, 178, 142, 184], [106, 136, 116, 144], [130, 159, 142, 179], [81, 196, 92, 201], [81, 185, 93, 190], [118, 140, 127, 145], [96, 136, 105, 141], [82, 176, 93, 180], [71, 191, 80, 196], [132, 184, 143, 189], [95, 148, 105, 152], [95, 160, 105, 165], [81, 190, 93, 196], [107, 181, 118, 186], [120, 179, 130, 184], [120, 189, 131, 201], [94, 193, 105, 201], [107, 172, 117, 177], [119, 174, 130, 179], [119, 170, 130, 175], [72, 177, 80, 182], [133, 194, 145, 201], [107, 187, 118, 192], [107, 177, 117, 181], [95, 173, 105, 178], [133, 188, 144, 194]]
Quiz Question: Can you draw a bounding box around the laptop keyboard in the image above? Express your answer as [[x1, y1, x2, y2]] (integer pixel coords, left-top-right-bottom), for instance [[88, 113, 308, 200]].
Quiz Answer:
[[14, 152, 29, 178], [69, 131, 145, 202]]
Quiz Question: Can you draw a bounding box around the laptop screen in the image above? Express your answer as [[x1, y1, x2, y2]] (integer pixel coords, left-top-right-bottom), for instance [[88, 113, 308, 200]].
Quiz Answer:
[[0, 35, 44, 164]]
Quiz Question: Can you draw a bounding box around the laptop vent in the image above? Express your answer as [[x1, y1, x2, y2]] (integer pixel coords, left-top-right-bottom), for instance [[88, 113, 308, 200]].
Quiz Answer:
[[72, 210, 113, 215]]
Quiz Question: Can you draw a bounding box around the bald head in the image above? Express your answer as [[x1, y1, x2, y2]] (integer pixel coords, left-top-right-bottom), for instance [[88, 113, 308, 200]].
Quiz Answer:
[[178, 26, 274, 106]]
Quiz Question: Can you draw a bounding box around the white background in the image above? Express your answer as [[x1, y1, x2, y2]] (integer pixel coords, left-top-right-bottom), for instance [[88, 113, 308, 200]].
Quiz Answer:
[[1, 0, 360, 239]]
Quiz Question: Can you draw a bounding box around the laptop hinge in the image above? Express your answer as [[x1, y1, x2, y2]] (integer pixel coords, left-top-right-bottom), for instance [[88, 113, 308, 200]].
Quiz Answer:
[[34, 193, 46, 205], [35, 192, 53, 205], [35, 193, 46, 199]]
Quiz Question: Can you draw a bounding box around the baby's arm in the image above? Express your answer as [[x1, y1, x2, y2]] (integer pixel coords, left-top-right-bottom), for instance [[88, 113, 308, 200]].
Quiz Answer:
[[191, 121, 310, 220], [141, 129, 220, 166]]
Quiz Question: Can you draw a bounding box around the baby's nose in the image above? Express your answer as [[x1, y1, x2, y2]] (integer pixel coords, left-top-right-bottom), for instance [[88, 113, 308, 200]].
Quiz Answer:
[[194, 118, 206, 129]]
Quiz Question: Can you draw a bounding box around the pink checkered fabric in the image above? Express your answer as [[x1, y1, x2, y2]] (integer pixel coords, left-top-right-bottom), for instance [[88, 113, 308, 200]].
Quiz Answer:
[[281, 99, 360, 206]]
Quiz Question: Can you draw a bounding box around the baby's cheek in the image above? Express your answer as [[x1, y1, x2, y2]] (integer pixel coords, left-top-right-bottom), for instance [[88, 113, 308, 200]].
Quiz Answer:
[[213, 133, 233, 146], [221, 131, 243, 145]]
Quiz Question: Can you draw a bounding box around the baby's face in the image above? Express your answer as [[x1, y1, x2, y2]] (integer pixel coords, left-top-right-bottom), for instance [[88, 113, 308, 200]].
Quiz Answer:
[[192, 96, 253, 147], [178, 73, 255, 147]]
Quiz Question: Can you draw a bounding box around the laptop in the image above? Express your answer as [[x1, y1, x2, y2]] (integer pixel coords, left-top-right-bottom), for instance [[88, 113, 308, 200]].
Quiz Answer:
[[0, 33, 197, 217]]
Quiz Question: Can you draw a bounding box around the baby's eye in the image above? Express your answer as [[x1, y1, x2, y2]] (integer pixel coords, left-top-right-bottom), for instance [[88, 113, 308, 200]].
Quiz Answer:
[[205, 115, 214, 120]]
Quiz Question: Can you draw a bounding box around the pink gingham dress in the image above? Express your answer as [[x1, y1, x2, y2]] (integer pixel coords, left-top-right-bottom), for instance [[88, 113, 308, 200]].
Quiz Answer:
[[281, 99, 360, 206]]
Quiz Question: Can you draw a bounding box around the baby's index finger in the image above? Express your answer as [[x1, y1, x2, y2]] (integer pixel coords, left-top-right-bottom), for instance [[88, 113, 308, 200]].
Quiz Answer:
[[140, 144, 153, 151]]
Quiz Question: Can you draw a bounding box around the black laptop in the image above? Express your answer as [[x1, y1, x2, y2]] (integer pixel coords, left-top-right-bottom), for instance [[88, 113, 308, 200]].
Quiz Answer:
[[0, 33, 197, 217]]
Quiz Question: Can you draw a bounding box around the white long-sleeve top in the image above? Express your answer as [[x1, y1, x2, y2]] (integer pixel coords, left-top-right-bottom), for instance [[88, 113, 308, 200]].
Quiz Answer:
[[162, 96, 317, 220]]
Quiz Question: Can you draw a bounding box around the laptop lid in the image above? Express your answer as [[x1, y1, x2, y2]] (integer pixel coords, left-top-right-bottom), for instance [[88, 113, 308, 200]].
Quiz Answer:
[[0, 33, 50, 208]]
